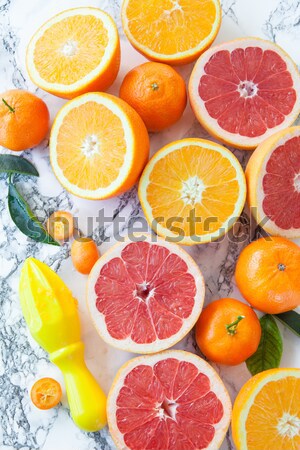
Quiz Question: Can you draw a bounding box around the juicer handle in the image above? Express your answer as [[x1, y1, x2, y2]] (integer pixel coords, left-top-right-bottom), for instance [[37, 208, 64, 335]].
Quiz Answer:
[[50, 342, 107, 432]]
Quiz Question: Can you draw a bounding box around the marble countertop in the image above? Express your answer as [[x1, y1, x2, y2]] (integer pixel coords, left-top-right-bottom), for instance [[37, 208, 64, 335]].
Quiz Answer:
[[1, 0, 300, 449]]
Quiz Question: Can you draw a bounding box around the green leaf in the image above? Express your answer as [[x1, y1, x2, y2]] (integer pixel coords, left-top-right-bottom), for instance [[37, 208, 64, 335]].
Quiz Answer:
[[0, 155, 39, 176], [275, 311, 300, 337], [8, 183, 59, 246], [246, 314, 283, 376]]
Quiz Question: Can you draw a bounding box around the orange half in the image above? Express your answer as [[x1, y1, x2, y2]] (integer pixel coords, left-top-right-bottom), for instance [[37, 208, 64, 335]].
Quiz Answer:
[[138, 138, 246, 245], [50, 93, 149, 200], [122, 0, 221, 65], [26, 7, 120, 98], [232, 368, 300, 450]]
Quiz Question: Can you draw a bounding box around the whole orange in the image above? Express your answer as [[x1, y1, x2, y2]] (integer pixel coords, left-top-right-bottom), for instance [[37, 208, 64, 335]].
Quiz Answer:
[[195, 298, 261, 366], [119, 62, 187, 132], [235, 237, 300, 314], [0, 89, 49, 151], [71, 237, 100, 275]]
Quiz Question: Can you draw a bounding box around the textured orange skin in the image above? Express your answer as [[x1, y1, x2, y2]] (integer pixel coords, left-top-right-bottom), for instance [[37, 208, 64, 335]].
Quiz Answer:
[[235, 237, 300, 314], [46, 211, 74, 241], [50, 93, 150, 200], [195, 298, 261, 366], [31, 377, 62, 410], [71, 238, 100, 275], [0, 89, 49, 151], [231, 368, 300, 450], [120, 62, 187, 132], [26, 7, 121, 100]]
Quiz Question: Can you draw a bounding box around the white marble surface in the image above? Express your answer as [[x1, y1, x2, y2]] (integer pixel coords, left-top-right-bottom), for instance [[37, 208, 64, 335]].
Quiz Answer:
[[0, 1, 300, 449]]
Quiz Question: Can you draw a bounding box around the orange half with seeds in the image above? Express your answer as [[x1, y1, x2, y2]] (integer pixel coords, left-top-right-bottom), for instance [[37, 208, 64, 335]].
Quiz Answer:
[[50, 92, 149, 200], [138, 138, 246, 245]]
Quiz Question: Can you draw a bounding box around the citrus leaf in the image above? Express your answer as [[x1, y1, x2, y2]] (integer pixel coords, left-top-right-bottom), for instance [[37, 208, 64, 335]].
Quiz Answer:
[[275, 311, 300, 337], [246, 314, 283, 376], [0, 155, 39, 176], [8, 183, 59, 246]]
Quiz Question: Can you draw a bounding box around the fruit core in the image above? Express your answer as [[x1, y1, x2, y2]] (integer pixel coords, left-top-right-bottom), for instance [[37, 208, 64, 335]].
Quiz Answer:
[[81, 134, 100, 157], [181, 176, 205, 205], [294, 173, 300, 192], [61, 39, 78, 57], [277, 412, 300, 439], [238, 80, 257, 98], [159, 398, 177, 420], [136, 282, 151, 300]]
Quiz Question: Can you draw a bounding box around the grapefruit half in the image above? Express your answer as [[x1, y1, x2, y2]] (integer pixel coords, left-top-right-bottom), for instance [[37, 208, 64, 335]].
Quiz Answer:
[[107, 350, 232, 450], [246, 126, 300, 238], [189, 38, 300, 150], [87, 236, 205, 353]]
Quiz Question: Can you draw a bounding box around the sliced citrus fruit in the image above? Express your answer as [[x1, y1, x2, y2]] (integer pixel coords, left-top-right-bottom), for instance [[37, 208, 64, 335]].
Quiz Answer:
[[121, 0, 221, 65], [232, 368, 300, 450], [189, 37, 300, 149], [26, 7, 120, 99], [87, 236, 205, 353], [50, 92, 149, 200], [107, 350, 232, 450], [246, 126, 300, 237], [138, 138, 246, 245], [30, 377, 62, 410]]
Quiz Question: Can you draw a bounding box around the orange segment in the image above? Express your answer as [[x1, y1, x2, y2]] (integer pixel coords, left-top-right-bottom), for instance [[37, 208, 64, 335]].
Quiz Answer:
[[122, 0, 221, 65], [26, 7, 120, 99], [138, 138, 246, 245], [50, 92, 149, 200], [232, 369, 300, 450]]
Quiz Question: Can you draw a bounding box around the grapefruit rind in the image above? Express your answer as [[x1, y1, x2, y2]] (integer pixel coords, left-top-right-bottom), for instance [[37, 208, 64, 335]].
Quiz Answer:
[[232, 368, 300, 450], [189, 37, 300, 150], [26, 7, 120, 98], [50, 92, 149, 200], [138, 138, 246, 245], [246, 126, 300, 238], [87, 235, 205, 353], [107, 350, 232, 450], [121, 0, 222, 65]]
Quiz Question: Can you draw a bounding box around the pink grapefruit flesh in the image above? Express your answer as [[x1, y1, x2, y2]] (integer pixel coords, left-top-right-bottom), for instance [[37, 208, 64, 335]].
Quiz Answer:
[[189, 38, 300, 149], [87, 236, 205, 353], [107, 350, 232, 450]]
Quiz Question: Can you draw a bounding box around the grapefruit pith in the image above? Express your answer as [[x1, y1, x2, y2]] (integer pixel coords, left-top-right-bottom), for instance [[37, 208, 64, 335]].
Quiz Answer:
[[189, 38, 300, 150], [107, 350, 232, 450], [246, 126, 300, 238], [87, 236, 205, 353]]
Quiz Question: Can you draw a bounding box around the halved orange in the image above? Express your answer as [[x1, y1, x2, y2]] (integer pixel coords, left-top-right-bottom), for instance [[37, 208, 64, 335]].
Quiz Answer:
[[121, 0, 221, 65], [26, 7, 120, 99], [232, 368, 300, 450], [50, 92, 149, 200], [138, 138, 246, 245]]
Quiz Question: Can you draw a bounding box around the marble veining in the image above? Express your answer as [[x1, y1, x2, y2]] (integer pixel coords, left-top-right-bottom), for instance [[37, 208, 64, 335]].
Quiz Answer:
[[0, 1, 300, 449]]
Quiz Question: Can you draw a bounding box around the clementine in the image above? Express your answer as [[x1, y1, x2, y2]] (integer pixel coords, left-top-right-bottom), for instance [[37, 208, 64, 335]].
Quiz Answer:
[[71, 237, 99, 275]]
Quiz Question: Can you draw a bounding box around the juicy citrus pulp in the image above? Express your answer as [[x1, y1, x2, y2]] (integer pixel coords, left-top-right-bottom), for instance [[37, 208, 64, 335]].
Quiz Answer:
[[26, 7, 120, 98], [122, 0, 221, 65], [232, 368, 300, 450], [246, 126, 300, 237], [107, 350, 231, 450], [50, 92, 149, 199], [87, 236, 204, 353], [189, 38, 300, 149], [30, 377, 62, 410], [138, 138, 246, 245]]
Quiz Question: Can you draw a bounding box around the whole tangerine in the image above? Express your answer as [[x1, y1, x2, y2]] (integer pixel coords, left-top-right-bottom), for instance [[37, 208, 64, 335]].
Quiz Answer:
[[71, 237, 100, 274]]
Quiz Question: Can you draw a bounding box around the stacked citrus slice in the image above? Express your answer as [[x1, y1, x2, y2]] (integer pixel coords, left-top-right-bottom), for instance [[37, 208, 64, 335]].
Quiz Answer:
[[122, 0, 221, 65], [107, 350, 232, 450], [246, 126, 300, 237], [138, 138, 246, 245], [50, 93, 149, 200], [26, 7, 120, 98], [189, 38, 300, 149]]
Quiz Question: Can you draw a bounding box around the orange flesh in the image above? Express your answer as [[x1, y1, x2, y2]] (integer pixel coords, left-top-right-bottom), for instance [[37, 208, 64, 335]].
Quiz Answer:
[[31, 378, 62, 410], [56, 101, 126, 189], [125, 0, 218, 55], [33, 15, 108, 85], [246, 376, 300, 450], [146, 145, 240, 236]]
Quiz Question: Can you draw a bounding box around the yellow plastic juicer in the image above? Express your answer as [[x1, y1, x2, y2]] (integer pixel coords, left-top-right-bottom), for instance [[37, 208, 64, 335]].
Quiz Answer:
[[19, 257, 107, 432]]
